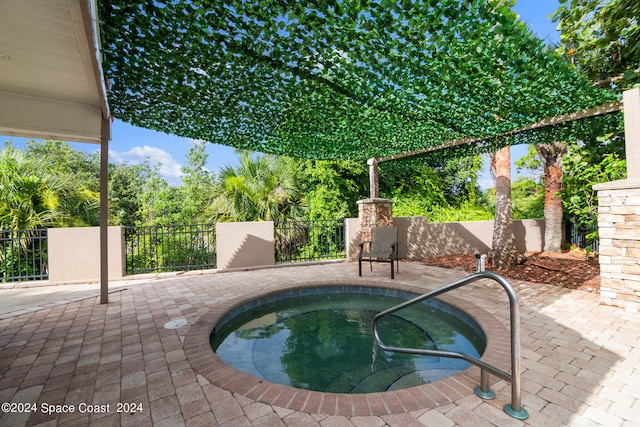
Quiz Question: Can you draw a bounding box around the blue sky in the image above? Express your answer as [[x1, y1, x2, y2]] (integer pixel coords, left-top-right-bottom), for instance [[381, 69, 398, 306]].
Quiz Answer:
[[2, 0, 560, 189]]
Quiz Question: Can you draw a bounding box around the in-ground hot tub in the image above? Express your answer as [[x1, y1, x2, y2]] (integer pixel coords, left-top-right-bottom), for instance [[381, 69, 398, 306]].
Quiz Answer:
[[183, 280, 511, 417], [210, 286, 486, 393]]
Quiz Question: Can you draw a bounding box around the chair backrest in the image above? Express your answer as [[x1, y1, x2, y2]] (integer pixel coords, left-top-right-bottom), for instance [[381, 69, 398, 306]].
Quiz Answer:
[[370, 227, 398, 252]]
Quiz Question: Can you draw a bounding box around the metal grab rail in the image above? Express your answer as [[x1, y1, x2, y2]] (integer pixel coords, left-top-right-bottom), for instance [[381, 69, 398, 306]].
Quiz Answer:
[[372, 271, 529, 420]]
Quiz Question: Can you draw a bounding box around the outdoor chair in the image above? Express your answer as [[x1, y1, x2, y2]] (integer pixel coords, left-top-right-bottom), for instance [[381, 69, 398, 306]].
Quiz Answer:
[[358, 226, 399, 279]]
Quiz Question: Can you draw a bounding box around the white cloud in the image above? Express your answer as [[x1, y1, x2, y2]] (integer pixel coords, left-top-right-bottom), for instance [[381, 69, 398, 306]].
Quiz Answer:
[[110, 146, 183, 185], [478, 178, 494, 191]]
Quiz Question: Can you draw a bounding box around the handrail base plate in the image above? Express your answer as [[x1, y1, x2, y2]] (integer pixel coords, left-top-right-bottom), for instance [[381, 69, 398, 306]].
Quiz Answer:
[[504, 404, 529, 420], [473, 386, 496, 400]]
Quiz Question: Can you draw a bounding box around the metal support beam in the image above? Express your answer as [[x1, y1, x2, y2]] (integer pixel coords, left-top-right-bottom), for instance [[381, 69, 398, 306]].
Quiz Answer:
[[100, 116, 110, 304]]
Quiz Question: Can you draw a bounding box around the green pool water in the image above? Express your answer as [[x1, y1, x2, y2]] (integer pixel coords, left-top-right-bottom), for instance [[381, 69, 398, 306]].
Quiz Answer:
[[210, 290, 486, 393]]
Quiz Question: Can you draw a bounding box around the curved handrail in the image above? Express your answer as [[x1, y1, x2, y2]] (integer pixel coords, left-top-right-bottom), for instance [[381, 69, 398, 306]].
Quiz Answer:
[[372, 271, 529, 420]]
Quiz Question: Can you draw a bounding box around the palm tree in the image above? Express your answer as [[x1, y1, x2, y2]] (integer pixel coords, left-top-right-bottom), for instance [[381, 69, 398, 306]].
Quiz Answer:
[[0, 145, 63, 230], [207, 152, 304, 224], [536, 142, 567, 252], [489, 146, 526, 267], [0, 143, 100, 231], [0, 146, 65, 276]]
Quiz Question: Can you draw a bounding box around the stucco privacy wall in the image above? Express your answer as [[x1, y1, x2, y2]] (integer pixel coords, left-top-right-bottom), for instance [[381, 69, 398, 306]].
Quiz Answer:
[[345, 217, 545, 261], [215, 221, 275, 270], [47, 226, 124, 283], [45, 219, 543, 282]]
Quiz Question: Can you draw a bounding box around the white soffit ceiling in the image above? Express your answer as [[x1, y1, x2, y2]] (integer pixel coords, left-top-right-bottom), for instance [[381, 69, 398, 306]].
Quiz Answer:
[[0, 0, 109, 144]]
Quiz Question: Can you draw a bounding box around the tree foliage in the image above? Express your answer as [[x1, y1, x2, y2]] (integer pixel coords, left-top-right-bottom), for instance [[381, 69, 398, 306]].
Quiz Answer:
[[23, 140, 102, 227], [378, 156, 484, 219], [136, 164, 182, 225], [177, 140, 216, 223], [24, 140, 100, 191], [1, 140, 540, 234], [562, 138, 627, 238], [0, 142, 100, 230], [109, 161, 152, 226], [484, 177, 544, 221], [207, 152, 304, 224], [289, 159, 368, 221], [113, 141, 215, 226], [545, 0, 635, 246], [552, 0, 640, 88], [0, 144, 61, 230]]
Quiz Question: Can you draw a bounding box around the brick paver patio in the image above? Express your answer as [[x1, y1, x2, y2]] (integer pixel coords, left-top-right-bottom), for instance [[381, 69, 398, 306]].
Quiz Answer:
[[1, 262, 638, 426]]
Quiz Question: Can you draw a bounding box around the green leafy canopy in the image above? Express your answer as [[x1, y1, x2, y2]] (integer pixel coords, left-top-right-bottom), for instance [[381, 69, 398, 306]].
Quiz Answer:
[[99, 0, 619, 161]]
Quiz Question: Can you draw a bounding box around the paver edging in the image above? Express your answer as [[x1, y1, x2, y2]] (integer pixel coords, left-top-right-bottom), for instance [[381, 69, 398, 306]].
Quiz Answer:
[[183, 278, 512, 416]]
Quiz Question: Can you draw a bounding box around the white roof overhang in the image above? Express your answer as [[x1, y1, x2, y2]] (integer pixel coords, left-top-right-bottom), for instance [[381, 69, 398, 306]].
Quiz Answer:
[[0, 0, 109, 144]]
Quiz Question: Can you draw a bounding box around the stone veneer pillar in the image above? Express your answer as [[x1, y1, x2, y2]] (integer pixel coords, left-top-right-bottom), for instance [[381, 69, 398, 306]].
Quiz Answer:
[[593, 88, 640, 312], [357, 198, 393, 243], [594, 179, 640, 312]]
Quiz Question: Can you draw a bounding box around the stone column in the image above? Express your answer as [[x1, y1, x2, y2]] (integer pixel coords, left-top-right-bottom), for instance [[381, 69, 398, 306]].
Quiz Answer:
[[594, 88, 640, 312], [357, 198, 393, 244], [593, 180, 640, 312]]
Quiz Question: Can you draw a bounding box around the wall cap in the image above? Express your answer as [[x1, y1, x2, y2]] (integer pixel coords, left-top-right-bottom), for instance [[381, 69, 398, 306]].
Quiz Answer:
[[594, 177, 640, 191], [357, 198, 393, 204]]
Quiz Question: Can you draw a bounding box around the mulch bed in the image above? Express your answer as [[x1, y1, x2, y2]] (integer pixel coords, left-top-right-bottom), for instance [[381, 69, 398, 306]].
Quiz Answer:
[[419, 251, 600, 292]]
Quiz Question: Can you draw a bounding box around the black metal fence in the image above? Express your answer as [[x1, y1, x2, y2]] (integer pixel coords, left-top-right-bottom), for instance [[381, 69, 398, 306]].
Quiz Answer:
[[124, 224, 217, 275], [0, 221, 343, 280], [275, 219, 346, 263], [565, 221, 599, 252], [0, 229, 48, 282]]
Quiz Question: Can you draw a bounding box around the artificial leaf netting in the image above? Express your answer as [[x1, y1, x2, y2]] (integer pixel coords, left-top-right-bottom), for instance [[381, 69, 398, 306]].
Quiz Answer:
[[99, 0, 620, 161]]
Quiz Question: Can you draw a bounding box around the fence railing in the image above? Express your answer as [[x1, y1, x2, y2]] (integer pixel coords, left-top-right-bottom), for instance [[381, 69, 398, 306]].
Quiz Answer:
[[1, 229, 48, 282], [275, 219, 346, 263], [565, 221, 598, 252], [124, 224, 217, 275]]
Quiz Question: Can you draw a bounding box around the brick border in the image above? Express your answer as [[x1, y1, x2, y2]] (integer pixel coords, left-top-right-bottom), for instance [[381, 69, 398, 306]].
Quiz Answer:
[[184, 278, 511, 416]]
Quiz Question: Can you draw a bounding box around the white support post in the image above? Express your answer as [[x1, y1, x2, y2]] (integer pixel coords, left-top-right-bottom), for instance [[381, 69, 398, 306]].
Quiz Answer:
[[368, 158, 379, 199], [623, 88, 640, 179]]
